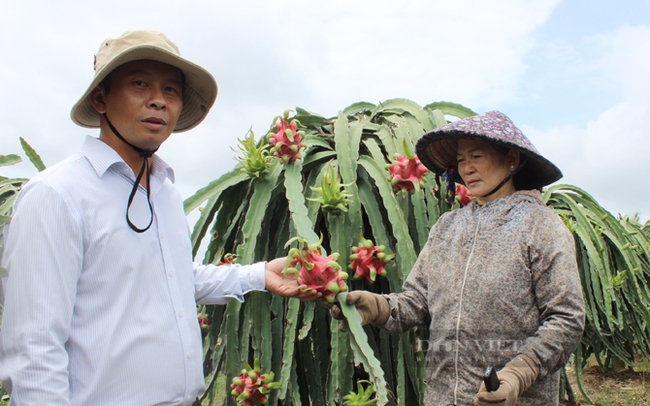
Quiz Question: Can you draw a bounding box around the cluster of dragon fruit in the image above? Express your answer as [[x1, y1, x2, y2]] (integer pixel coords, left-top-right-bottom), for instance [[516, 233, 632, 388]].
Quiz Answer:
[[283, 234, 395, 304], [231, 359, 281, 405]]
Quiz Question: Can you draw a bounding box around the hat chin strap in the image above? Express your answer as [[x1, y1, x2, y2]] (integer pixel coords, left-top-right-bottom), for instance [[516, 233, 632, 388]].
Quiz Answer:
[[479, 159, 527, 199], [104, 113, 158, 233], [443, 159, 528, 205]]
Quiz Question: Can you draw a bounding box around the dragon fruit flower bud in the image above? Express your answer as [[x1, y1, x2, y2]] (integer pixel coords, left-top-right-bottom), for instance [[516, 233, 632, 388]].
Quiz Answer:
[[233, 129, 271, 179]]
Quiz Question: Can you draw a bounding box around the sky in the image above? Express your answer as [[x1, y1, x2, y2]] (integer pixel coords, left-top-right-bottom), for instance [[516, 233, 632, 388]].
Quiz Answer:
[[1, 0, 649, 223]]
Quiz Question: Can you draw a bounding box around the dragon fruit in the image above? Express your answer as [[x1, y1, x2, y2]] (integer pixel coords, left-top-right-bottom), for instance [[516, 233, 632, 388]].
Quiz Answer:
[[284, 237, 348, 303], [230, 359, 281, 406], [386, 141, 428, 193], [197, 312, 210, 333], [218, 253, 238, 266], [455, 184, 473, 207], [267, 110, 304, 164], [349, 236, 395, 282]]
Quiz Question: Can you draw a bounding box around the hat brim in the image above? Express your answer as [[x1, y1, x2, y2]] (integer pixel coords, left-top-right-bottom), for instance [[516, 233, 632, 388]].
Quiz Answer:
[[70, 45, 218, 133], [415, 130, 563, 190]]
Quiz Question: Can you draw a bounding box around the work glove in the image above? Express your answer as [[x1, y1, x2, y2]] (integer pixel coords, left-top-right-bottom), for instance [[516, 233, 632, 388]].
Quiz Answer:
[[474, 354, 539, 406], [329, 291, 390, 331]]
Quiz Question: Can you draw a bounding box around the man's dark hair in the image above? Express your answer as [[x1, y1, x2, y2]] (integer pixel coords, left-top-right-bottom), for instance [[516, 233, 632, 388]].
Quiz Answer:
[[99, 73, 112, 94]]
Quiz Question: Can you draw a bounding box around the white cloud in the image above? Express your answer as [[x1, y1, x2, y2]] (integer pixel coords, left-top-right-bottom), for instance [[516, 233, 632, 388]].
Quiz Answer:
[[1, 0, 575, 213], [523, 25, 650, 221]]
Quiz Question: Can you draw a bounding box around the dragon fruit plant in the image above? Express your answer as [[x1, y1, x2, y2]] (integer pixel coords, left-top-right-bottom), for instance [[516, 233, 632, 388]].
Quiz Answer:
[[185, 100, 480, 405], [386, 139, 428, 194], [284, 236, 348, 303], [234, 129, 271, 179], [267, 110, 304, 164], [231, 359, 281, 406], [307, 162, 353, 215], [349, 236, 395, 282]]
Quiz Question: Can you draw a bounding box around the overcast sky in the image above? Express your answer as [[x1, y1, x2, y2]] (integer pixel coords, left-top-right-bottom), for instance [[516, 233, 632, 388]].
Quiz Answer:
[[1, 0, 649, 222]]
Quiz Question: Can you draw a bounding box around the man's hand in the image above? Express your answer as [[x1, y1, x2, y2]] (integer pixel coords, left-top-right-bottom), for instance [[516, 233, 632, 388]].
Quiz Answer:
[[329, 291, 390, 331], [474, 355, 539, 406], [264, 257, 322, 301]]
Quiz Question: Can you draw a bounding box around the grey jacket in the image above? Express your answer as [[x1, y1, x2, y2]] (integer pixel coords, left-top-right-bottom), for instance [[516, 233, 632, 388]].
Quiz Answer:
[[384, 191, 585, 406]]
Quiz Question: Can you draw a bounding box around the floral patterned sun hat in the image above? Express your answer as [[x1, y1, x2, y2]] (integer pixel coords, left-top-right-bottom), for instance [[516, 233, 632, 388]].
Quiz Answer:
[[415, 110, 562, 190]]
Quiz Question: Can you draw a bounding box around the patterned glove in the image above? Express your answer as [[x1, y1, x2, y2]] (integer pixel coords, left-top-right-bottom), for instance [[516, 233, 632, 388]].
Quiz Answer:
[[474, 355, 539, 406], [329, 291, 390, 329]]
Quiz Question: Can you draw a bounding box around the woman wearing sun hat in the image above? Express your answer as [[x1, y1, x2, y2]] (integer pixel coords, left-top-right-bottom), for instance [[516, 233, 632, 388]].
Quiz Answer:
[[333, 111, 585, 405]]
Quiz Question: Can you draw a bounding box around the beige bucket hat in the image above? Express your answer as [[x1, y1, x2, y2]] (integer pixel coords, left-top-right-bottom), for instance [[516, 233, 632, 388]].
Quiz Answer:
[[70, 30, 218, 133]]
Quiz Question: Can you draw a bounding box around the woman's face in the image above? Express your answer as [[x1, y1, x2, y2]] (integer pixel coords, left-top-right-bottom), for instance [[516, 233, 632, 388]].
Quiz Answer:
[[456, 138, 519, 205]]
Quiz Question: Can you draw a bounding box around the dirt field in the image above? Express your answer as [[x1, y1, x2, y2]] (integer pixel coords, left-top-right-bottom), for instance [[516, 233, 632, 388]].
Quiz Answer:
[[561, 361, 650, 406]]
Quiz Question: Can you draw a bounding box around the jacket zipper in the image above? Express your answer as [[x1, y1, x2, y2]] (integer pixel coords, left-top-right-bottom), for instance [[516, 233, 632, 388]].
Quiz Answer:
[[452, 210, 482, 405]]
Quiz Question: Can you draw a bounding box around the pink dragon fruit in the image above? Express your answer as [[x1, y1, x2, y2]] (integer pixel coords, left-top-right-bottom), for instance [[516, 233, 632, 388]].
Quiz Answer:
[[231, 359, 281, 406], [285, 237, 348, 303], [456, 184, 473, 207], [218, 253, 238, 266], [349, 236, 395, 282], [197, 312, 210, 333], [386, 141, 428, 193], [267, 110, 304, 164]]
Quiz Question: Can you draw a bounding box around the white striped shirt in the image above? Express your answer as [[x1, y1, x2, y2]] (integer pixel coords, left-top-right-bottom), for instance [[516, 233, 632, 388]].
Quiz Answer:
[[0, 136, 266, 406]]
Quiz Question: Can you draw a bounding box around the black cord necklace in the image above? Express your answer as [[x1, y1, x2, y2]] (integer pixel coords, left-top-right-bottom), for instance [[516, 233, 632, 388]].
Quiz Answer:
[[104, 113, 158, 233]]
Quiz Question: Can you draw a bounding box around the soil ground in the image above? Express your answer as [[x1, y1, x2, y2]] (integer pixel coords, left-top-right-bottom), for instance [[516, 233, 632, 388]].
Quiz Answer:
[[560, 357, 650, 406]]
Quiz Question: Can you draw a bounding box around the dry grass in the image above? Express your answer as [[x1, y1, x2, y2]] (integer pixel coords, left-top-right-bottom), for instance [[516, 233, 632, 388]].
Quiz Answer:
[[561, 356, 650, 406]]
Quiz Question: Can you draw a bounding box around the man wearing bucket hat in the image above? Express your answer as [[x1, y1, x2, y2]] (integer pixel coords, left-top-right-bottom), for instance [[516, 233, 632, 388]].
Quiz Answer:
[[0, 30, 319, 405], [332, 111, 585, 405]]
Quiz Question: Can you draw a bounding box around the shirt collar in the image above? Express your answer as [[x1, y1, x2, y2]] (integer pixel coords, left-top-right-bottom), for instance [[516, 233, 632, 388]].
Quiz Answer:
[[469, 190, 544, 215], [80, 136, 176, 183]]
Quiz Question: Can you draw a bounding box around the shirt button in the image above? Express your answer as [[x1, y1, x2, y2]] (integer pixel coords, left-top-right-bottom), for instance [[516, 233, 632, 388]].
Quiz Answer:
[[160, 232, 165, 239], [187, 352, 193, 359], [178, 311, 184, 317], [249, 278, 255, 284], [168, 270, 174, 277]]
